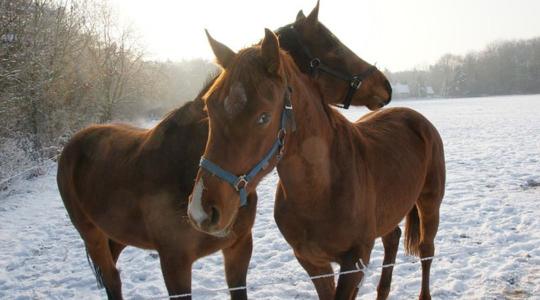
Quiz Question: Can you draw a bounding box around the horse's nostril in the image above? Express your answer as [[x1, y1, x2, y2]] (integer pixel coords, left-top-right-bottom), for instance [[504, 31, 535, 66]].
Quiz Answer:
[[210, 206, 220, 226]]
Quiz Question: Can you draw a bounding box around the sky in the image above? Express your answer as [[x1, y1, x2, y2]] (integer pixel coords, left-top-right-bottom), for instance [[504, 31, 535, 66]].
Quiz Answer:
[[112, 0, 540, 72]]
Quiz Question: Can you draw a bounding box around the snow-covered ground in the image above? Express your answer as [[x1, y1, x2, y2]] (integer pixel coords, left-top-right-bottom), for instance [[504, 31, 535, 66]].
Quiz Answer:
[[1, 95, 539, 299]]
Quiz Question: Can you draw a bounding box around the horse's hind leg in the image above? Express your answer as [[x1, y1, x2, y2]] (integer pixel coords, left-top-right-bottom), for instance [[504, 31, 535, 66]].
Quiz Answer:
[[84, 228, 123, 300], [412, 137, 445, 300], [109, 239, 126, 264], [376, 226, 401, 300], [222, 232, 253, 300], [65, 199, 123, 299], [416, 192, 442, 300]]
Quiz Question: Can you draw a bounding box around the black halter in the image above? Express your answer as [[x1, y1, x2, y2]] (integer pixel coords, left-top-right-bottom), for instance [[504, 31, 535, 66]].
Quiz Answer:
[[277, 25, 377, 109]]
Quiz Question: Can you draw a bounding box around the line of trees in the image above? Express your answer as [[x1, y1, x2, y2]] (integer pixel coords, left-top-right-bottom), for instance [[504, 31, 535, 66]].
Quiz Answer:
[[0, 0, 216, 182], [386, 37, 540, 98], [2, 0, 539, 183]]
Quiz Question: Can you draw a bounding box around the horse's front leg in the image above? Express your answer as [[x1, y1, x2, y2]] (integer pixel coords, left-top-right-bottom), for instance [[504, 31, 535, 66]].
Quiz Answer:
[[335, 241, 374, 300], [158, 249, 193, 299], [295, 255, 336, 300], [222, 232, 253, 300]]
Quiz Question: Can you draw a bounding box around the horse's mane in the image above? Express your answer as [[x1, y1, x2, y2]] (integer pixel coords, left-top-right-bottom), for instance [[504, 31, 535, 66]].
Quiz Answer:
[[278, 47, 342, 129], [157, 71, 220, 128], [274, 24, 312, 74], [197, 71, 223, 99]]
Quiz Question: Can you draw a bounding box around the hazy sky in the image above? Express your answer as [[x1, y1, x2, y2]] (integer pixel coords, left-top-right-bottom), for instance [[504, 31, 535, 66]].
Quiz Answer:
[[112, 0, 540, 71]]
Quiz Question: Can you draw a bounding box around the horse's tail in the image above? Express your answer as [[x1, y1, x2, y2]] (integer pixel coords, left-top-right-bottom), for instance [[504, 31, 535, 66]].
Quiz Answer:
[[404, 205, 421, 256], [86, 248, 105, 289]]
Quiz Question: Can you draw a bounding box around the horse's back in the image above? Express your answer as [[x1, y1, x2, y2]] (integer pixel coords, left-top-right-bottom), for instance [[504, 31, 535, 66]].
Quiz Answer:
[[362, 107, 446, 189], [58, 123, 148, 182], [70, 123, 147, 154], [355, 107, 443, 155], [355, 106, 444, 167]]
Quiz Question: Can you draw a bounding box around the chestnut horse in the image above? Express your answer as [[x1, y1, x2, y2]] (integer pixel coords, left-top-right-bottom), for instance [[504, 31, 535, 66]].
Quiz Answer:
[[56, 4, 392, 300], [188, 29, 445, 300]]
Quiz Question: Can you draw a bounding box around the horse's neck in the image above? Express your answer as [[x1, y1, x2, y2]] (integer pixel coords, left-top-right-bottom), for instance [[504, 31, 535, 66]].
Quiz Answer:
[[145, 72, 216, 151], [287, 67, 336, 138], [135, 98, 208, 192], [277, 67, 339, 201], [144, 98, 207, 156]]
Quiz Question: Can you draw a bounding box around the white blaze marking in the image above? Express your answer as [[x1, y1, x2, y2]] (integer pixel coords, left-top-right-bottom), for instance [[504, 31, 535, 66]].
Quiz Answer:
[[188, 179, 208, 225]]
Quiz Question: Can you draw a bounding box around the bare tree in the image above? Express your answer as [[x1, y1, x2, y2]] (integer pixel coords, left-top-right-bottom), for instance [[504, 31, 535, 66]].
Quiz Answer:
[[0, 0, 217, 183]]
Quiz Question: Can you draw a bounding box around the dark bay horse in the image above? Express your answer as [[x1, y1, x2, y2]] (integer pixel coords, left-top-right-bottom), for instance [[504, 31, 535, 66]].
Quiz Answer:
[[188, 29, 445, 300], [56, 4, 392, 299]]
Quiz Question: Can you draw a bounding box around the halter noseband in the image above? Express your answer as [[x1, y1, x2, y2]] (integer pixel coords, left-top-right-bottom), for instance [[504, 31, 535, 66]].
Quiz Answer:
[[277, 25, 377, 109], [199, 87, 295, 207]]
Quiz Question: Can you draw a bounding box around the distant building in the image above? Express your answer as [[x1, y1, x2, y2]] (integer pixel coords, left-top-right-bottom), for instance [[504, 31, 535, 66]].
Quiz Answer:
[[392, 83, 410, 98], [391, 83, 437, 99], [426, 86, 435, 97]]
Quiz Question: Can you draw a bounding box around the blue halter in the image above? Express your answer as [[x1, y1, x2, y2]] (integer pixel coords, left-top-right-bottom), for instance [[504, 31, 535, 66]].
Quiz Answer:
[[199, 87, 295, 207]]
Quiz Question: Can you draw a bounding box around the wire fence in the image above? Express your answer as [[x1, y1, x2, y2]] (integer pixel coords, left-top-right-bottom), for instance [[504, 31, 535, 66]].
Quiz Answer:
[[150, 255, 441, 299], [148, 242, 517, 299]]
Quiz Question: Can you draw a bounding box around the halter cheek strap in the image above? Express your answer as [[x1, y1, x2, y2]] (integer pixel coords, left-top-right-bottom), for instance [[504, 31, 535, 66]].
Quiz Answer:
[[310, 58, 377, 109], [199, 87, 295, 207], [276, 25, 377, 109]]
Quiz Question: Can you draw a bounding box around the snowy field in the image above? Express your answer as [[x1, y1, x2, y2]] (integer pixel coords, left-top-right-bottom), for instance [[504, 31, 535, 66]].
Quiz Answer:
[[1, 95, 539, 299]]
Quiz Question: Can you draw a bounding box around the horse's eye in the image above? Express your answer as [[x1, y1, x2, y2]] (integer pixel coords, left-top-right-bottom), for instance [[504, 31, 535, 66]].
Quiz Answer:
[[257, 113, 270, 125]]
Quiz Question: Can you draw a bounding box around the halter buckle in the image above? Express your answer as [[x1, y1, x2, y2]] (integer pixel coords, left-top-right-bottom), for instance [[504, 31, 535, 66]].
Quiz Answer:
[[351, 76, 362, 89], [234, 175, 248, 191]]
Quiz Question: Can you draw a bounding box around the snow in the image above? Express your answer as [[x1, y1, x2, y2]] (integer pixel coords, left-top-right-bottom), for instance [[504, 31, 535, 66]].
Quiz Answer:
[[1, 95, 540, 299]]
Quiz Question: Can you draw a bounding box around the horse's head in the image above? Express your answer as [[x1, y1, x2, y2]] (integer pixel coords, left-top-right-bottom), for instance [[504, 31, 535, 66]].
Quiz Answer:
[[279, 2, 392, 109], [187, 29, 289, 237]]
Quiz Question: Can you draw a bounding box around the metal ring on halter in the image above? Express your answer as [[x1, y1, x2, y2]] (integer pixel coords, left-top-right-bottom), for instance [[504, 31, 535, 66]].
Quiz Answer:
[[276, 128, 287, 159], [310, 58, 321, 69], [277, 128, 287, 142], [234, 176, 248, 191]]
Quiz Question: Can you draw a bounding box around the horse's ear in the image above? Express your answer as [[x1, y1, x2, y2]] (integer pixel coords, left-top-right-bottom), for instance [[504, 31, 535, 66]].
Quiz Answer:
[[306, 0, 320, 25], [296, 10, 305, 22], [261, 28, 280, 75], [205, 29, 236, 68]]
